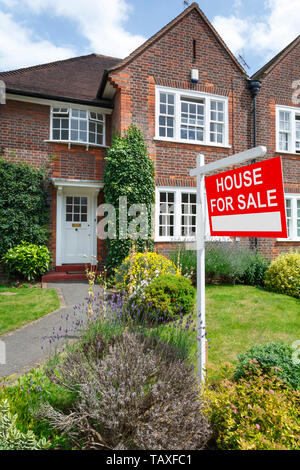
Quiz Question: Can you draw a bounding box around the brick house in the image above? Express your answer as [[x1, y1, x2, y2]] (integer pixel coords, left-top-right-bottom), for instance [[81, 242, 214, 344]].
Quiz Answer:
[[0, 3, 299, 281]]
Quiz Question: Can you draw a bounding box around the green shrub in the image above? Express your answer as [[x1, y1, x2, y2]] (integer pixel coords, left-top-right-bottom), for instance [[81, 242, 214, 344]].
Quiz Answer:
[[205, 243, 252, 284], [104, 125, 155, 271], [0, 399, 50, 450], [264, 251, 300, 299], [115, 251, 179, 295], [241, 253, 270, 287], [171, 248, 197, 285], [234, 342, 300, 390], [2, 242, 51, 281], [139, 274, 196, 321], [207, 369, 300, 450], [0, 159, 49, 256]]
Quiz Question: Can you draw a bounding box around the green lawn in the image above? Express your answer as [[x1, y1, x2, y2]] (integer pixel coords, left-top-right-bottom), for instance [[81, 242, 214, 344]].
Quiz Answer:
[[153, 285, 299, 381], [0, 285, 60, 336], [204, 285, 300, 378]]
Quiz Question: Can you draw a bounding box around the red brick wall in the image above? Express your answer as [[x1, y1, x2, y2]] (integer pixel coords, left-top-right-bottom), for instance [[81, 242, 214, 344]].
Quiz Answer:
[[109, 8, 254, 256], [252, 41, 300, 258], [0, 99, 108, 266]]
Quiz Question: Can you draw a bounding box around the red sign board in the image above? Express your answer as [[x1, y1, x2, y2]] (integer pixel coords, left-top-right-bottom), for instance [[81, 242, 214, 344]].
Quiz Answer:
[[205, 156, 287, 238]]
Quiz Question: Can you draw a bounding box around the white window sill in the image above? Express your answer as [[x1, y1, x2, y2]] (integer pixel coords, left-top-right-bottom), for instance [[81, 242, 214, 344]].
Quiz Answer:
[[276, 149, 300, 156], [44, 140, 108, 149], [155, 237, 196, 243], [155, 236, 232, 243], [153, 137, 231, 149], [277, 238, 300, 242]]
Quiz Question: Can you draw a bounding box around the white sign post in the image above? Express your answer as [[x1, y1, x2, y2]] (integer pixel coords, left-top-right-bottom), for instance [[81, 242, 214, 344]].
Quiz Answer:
[[190, 146, 267, 384]]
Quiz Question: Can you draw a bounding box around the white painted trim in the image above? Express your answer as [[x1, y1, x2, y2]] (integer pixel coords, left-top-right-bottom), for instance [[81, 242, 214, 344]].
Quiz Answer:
[[154, 186, 231, 243], [44, 140, 109, 150], [55, 183, 100, 266], [50, 107, 106, 148], [276, 104, 300, 155], [52, 178, 103, 191], [6, 93, 112, 114], [155, 85, 229, 148], [277, 193, 300, 242]]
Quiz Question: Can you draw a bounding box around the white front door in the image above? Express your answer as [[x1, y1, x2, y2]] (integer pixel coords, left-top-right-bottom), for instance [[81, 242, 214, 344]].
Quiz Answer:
[[62, 194, 92, 264]]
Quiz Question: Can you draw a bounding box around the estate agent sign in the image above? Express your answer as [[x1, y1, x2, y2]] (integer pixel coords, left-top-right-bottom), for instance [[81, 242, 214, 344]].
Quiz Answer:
[[190, 147, 287, 384], [205, 156, 287, 239]]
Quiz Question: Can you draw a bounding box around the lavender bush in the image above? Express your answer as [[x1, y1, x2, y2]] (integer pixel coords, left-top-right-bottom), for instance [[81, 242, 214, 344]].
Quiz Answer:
[[38, 331, 211, 450]]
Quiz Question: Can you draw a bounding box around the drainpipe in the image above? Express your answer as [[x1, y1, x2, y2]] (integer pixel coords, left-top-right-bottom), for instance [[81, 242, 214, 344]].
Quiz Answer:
[[248, 79, 262, 252]]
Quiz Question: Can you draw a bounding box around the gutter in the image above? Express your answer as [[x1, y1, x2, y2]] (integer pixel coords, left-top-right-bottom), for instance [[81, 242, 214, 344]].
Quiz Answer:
[[247, 79, 262, 252], [6, 87, 114, 109]]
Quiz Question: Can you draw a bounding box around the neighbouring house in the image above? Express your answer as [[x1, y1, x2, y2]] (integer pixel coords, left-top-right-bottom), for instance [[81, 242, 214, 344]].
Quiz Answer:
[[0, 2, 299, 281]]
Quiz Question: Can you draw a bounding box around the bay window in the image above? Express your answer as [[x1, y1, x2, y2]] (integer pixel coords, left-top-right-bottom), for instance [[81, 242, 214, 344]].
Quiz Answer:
[[156, 86, 229, 146], [276, 106, 300, 154], [51, 107, 105, 146]]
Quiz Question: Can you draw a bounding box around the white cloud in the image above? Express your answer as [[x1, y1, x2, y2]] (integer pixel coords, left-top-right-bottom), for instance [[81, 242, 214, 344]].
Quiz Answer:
[[213, 0, 300, 66], [0, 10, 75, 71], [213, 15, 248, 55], [0, 0, 146, 72]]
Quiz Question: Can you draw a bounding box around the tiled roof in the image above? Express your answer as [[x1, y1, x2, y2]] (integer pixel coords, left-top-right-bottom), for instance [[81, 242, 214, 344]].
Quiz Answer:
[[0, 53, 121, 105]]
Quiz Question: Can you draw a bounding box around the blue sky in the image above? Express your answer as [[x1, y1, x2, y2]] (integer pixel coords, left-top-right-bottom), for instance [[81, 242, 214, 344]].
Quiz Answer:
[[0, 0, 299, 74]]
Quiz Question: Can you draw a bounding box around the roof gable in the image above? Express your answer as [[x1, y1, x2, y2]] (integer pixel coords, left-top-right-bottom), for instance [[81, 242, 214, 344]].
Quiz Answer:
[[105, 2, 246, 76], [252, 35, 300, 80]]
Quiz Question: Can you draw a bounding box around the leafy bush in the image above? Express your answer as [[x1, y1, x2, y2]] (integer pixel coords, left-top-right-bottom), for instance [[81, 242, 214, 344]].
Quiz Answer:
[[241, 252, 270, 287], [171, 248, 197, 285], [205, 243, 254, 284], [264, 251, 300, 299], [0, 369, 74, 449], [39, 331, 211, 450], [0, 399, 50, 450], [2, 242, 51, 281], [115, 251, 179, 295], [234, 342, 300, 390], [104, 125, 155, 271], [139, 274, 196, 322], [172, 244, 269, 286], [0, 159, 49, 257], [207, 369, 300, 450]]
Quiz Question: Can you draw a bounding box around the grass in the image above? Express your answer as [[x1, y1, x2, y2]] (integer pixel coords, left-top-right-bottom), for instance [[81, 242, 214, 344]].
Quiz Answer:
[[153, 285, 300, 382], [0, 285, 60, 336]]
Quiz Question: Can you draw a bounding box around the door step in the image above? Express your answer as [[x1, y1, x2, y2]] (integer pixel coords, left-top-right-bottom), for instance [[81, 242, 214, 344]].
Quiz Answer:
[[55, 264, 88, 272]]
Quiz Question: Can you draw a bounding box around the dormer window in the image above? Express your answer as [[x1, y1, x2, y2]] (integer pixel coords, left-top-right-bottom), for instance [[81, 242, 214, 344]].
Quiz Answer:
[[50, 107, 105, 147]]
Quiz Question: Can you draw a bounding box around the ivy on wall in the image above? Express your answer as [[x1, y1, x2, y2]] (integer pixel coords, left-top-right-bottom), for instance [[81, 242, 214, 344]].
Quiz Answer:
[[104, 125, 155, 271], [0, 159, 49, 256]]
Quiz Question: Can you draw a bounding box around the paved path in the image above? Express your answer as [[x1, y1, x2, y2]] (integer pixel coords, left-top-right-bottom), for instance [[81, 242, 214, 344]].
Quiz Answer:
[[0, 282, 102, 379]]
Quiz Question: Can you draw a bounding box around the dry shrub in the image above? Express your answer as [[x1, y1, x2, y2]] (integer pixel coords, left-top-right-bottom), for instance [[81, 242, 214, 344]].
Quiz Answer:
[[39, 331, 211, 450]]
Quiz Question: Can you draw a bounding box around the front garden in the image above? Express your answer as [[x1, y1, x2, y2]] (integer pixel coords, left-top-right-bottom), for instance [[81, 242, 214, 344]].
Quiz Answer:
[[0, 284, 59, 336], [0, 128, 299, 451], [0, 247, 299, 451]]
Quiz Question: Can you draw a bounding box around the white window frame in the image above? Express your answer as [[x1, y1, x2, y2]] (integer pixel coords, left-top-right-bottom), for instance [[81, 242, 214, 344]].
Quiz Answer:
[[49, 106, 106, 149], [277, 194, 300, 241], [155, 86, 230, 148], [155, 187, 231, 242], [276, 105, 300, 155]]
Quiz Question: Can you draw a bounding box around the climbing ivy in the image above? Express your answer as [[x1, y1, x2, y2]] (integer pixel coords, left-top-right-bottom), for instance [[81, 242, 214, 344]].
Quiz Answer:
[[104, 125, 155, 271], [0, 159, 49, 257]]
